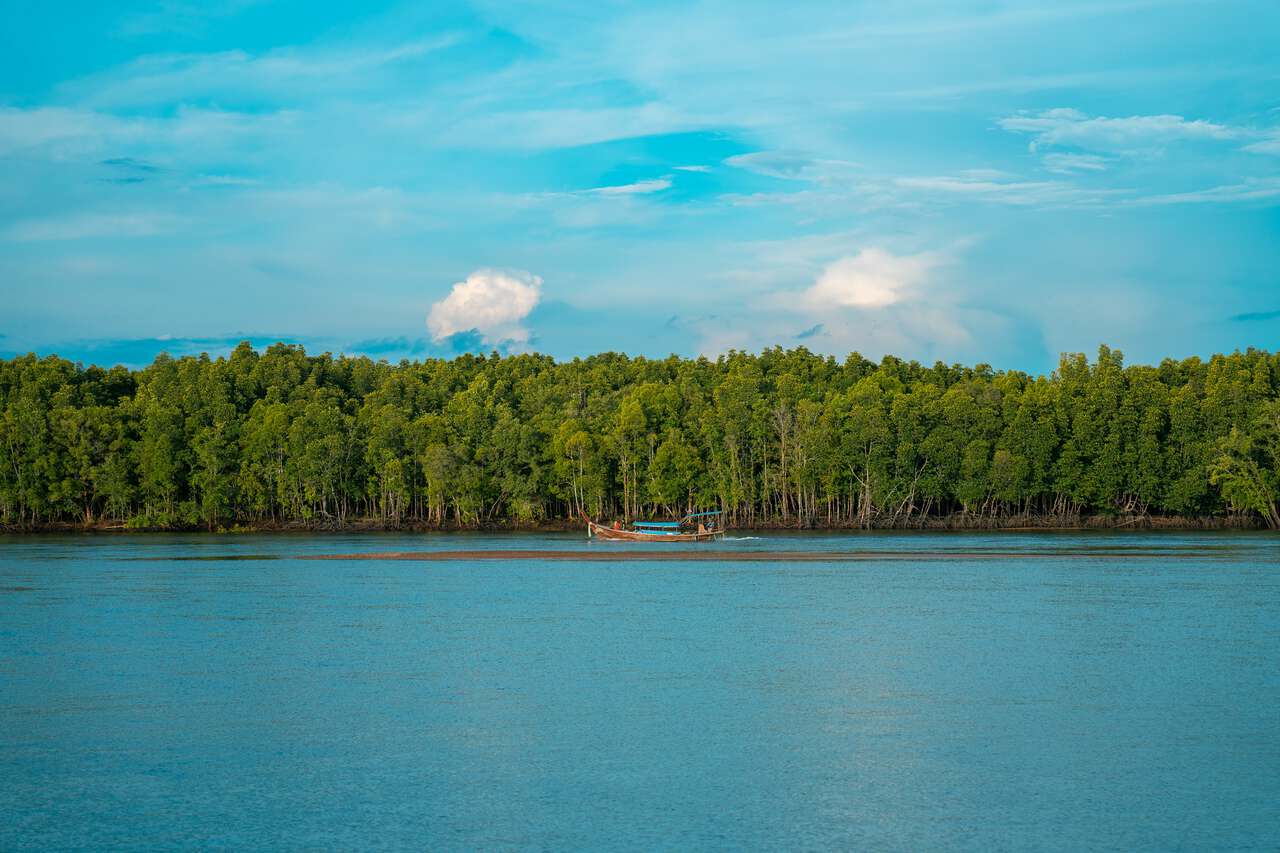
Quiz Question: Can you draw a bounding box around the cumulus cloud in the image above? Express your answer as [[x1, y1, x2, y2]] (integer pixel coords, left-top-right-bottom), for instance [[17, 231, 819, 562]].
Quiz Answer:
[[426, 268, 542, 344], [689, 242, 992, 362], [802, 248, 937, 309]]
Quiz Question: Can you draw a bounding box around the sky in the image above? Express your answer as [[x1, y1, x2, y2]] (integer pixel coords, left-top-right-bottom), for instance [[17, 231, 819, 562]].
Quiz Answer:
[[1, 0, 1278, 372]]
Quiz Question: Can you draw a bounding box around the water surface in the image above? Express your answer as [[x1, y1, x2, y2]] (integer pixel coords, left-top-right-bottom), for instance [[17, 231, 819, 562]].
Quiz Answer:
[[2, 531, 1278, 850]]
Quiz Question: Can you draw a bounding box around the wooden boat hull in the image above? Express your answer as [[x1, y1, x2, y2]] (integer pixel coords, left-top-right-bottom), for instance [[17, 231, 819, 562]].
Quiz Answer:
[[585, 517, 724, 542]]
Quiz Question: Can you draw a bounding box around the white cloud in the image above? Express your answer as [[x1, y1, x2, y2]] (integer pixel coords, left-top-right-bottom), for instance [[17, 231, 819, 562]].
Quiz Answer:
[[999, 108, 1238, 153], [806, 0, 1202, 42], [1244, 132, 1280, 155], [58, 37, 460, 109], [589, 177, 672, 195], [427, 268, 542, 343], [686, 238, 1034, 363], [803, 248, 937, 309], [1128, 177, 1280, 205], [684, 237, 1009, 361], [894, 174, 1113, 206], [192, 174, 260, 187], [4, 212, 181, 242], [957, 168, 1015, 181], [430, 102, 692, 151], [1040, 152, 1108, 173], [695, 287, 983, 362], [0, 103, 298, 167], [673, 164, 710, 172], [725, 151, 859, 182], [720, 190, 819, 208], [0, 107, 125, 154]]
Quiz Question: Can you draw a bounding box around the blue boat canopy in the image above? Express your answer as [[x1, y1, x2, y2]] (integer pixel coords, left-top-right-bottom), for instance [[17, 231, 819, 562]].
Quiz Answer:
[[633, 511, 722, 528]]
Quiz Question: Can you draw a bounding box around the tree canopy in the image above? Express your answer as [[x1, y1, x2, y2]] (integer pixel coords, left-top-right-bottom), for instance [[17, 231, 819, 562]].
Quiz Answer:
[[2, 343, 1278, 529]]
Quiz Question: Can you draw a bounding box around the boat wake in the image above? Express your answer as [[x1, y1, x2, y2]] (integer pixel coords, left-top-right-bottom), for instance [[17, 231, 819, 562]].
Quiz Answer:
[[723, 536, 762, 541]]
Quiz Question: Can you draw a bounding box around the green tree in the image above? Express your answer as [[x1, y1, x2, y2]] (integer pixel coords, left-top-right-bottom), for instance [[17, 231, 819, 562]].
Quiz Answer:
[[1210, 402, 1280, 528]]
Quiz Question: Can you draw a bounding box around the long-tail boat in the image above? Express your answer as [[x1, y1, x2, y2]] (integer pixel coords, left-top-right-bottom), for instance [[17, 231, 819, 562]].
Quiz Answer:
[[583, 510, 725, 542]]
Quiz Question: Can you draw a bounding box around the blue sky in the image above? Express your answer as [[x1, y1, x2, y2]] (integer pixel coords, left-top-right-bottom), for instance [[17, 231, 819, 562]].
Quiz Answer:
[[2, 0, 1278, 371]]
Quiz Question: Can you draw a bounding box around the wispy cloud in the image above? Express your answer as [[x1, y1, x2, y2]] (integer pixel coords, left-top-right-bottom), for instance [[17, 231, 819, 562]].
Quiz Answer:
[[0, 103, 299, 168], [191, 174, 260, 187], [1244, 132, 1280, 155], [0, 106, 135, 156], [864, 64, 1256, 103], [59, 36, 463, 108], [430, 103, 694, 151], [998, 106, 1280, 164], [4, 212, 182, 242], [1040, 152, 1109, 174], [999, 108, 1239, 153], [589, 176, 672, 195], [98, 156, 162, 184], [725, 151, 859, 182], [101, 156, 159, 172], [1228, 308, 1280, 322], [809, 0, 1214, 42], [1128, 177, 1280, 205], [894, 174, 1117, 207]]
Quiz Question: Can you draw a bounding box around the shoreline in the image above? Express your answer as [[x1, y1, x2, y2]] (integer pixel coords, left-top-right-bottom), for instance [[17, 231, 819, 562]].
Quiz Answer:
[[1, 513, 1265, 535]]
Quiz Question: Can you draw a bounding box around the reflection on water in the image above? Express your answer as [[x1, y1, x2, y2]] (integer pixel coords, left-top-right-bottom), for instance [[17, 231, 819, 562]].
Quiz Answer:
[[1, 531, 1278, 850]]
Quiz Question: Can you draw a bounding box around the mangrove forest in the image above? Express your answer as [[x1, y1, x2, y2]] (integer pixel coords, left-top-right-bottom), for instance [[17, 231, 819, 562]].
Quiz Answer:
[[1, 343, 1278, 530]]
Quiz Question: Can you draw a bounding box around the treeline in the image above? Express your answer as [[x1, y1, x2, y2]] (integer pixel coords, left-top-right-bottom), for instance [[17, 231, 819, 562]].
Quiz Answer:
[[1, 343, 1278, 530]]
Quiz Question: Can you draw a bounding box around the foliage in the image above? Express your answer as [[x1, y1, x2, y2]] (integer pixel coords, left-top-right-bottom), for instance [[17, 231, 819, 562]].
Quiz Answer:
[[1, 343, 1277, 528]]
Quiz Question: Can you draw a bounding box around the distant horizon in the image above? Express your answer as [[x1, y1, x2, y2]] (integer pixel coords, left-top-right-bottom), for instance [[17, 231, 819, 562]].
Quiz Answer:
[[4, 337, 1273, 377]]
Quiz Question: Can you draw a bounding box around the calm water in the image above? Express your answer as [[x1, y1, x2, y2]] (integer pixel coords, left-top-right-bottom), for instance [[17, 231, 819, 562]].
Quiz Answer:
[[2, 532, 1278, 850]]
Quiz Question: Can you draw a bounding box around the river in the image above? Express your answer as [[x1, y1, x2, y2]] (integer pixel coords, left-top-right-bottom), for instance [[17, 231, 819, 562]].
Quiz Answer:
[[2, 532, 1277, 850]]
